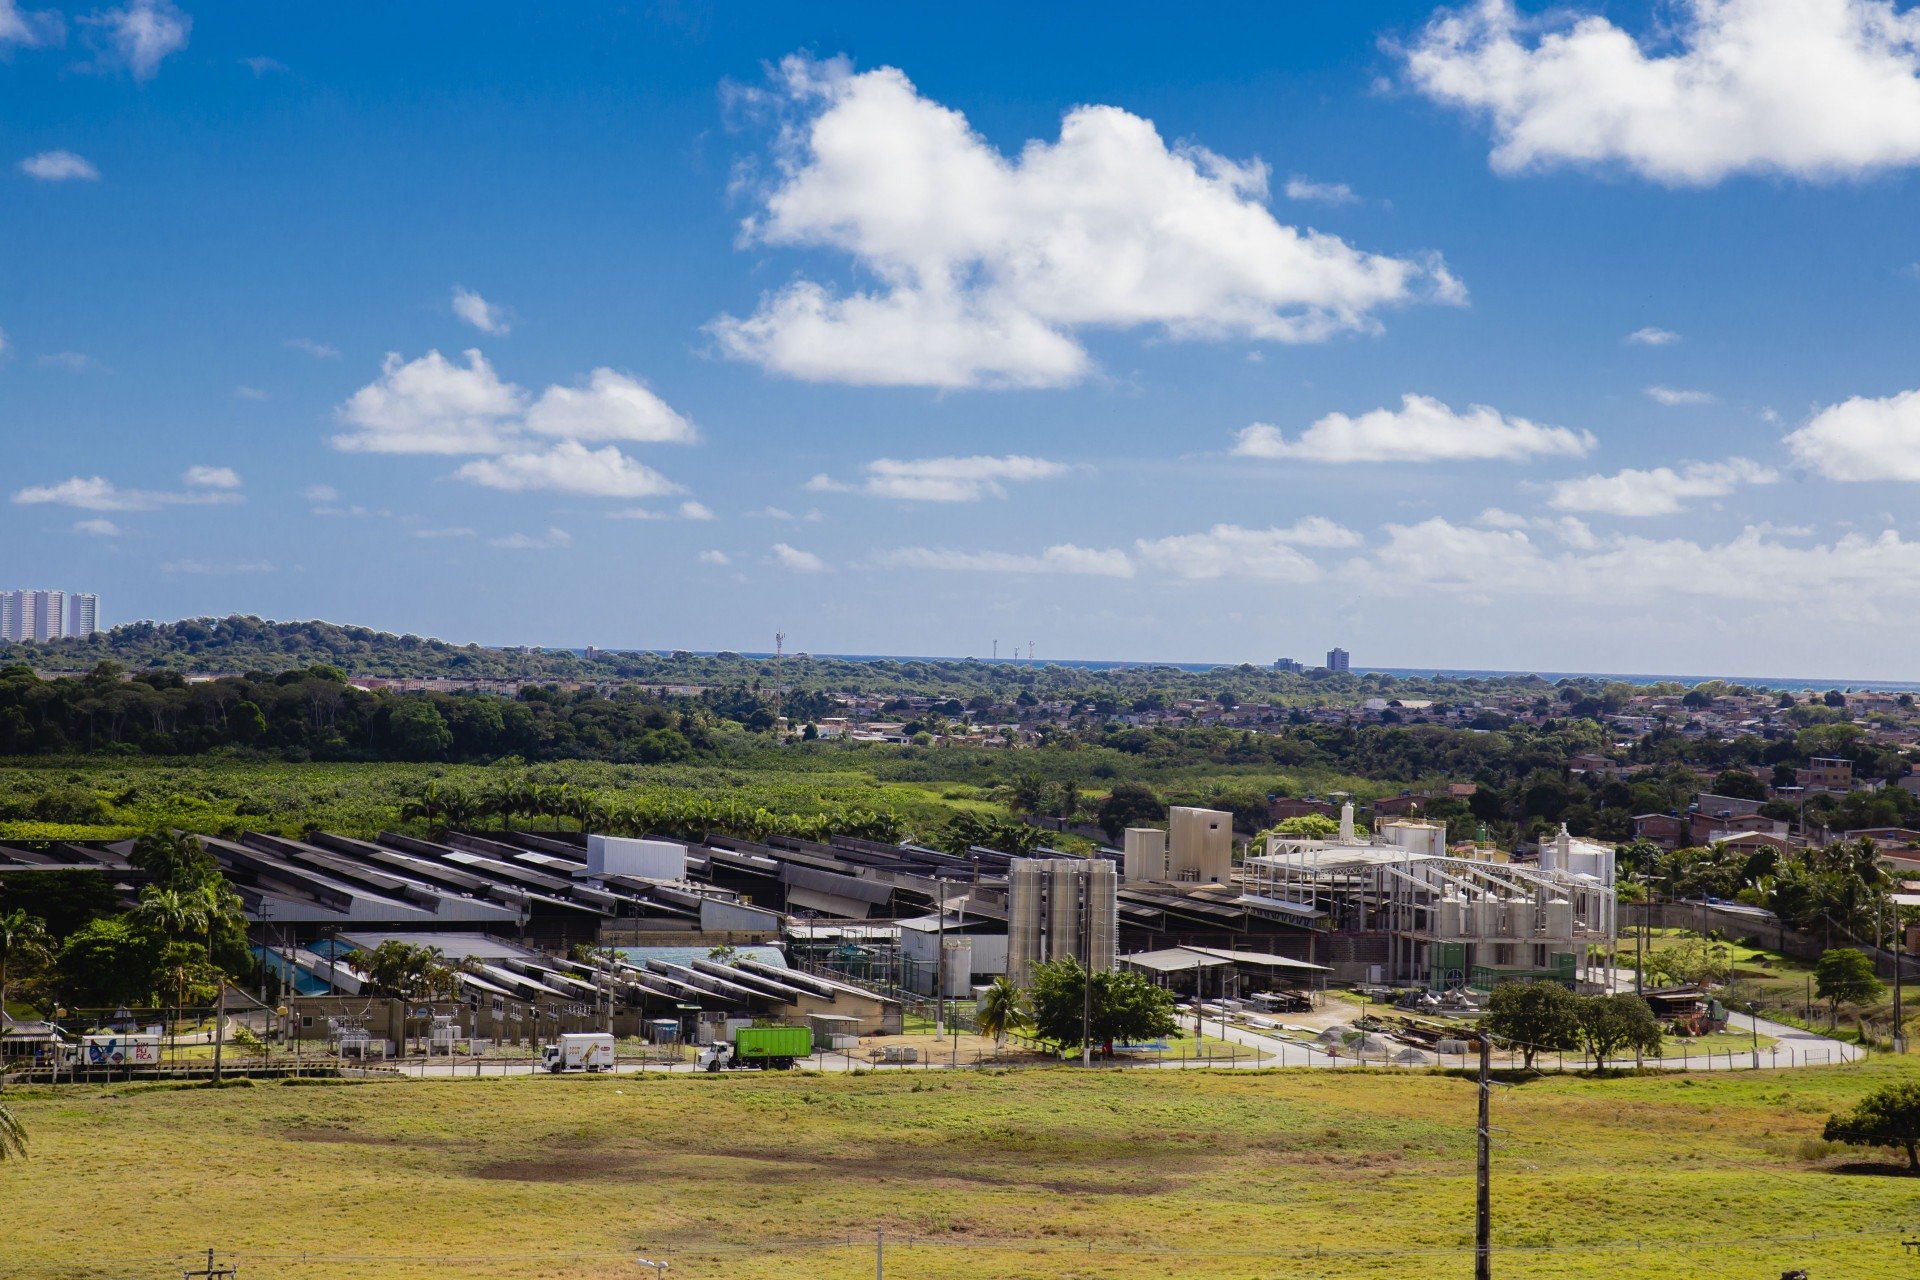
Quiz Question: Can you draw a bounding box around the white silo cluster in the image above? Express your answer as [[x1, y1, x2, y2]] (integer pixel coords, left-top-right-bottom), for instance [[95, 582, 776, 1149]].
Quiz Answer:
[[1005, 856, 1118, 985]]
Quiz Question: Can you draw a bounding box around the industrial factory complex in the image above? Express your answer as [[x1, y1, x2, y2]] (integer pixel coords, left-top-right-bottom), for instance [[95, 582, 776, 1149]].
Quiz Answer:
[[0, 802, 1618, 1055]]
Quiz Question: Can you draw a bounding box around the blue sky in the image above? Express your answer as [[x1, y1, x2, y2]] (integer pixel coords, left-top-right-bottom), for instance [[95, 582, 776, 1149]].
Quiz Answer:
[[10, 0, 1920, 677]]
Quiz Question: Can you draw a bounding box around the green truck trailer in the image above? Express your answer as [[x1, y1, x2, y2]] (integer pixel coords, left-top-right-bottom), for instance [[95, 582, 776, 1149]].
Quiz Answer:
[[698, 1025, 814, 1071]]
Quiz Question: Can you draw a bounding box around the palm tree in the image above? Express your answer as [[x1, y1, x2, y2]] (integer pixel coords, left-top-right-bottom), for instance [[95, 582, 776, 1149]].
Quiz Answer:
[[0, 909, 50, 1012], [131, 887, 207, 943], [0, 1101, 25, 1161], [400, 781, 450, 834], [976, 976, 1030, 1057]]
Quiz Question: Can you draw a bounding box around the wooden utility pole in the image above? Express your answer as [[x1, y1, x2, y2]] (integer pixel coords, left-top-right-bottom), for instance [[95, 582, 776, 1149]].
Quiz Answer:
[[1475, 1035, 1492, 1280], [875, 1227, 884, 1279]]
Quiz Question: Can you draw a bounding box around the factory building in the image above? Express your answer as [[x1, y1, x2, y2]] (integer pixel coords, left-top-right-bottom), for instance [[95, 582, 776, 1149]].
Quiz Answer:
[[1006, 857, 1117, 984]]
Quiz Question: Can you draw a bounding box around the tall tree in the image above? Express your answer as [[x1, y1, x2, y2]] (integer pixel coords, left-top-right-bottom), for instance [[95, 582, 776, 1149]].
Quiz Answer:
[[1815, 948, 1883, 1030], [976, 976, 1030, 1055], [0, 909, 50, 1012], [1484, 981, 1579, 1070], [1824, 1081, 1920, 1172]]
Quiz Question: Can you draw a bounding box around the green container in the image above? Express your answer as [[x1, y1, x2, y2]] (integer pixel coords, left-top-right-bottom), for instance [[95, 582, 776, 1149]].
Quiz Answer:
[[733, 1025, 814, 1062]]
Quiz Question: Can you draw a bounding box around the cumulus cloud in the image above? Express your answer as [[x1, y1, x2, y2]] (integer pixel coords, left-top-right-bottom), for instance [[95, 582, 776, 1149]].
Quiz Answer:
[[19, 150, 99, 182], [1646, 385, 1716, 406], [877, 543, 1136, 578], [183, 464, 242, 490], [1475, 506, 1530, 529], [454, 441, 682, 498], [301, 484, 339, 505], [711, 56, 1462, 389], [451, 286, 511, 336], [74, 517, 120, 536], [1626, 326, 1681, 346], [84, 0, 190, 81], [524, 369, 698, 444], [39, 351, 102, 372], [13, 473, 244, 511], [1353, 517, 1920, 623], [1233, 393, 1593, 464], [808, 454, 1069, 502], [331, 352, 700, 500], [1403, 0, 1920, 184], [1786, 386, 1920, 479], [284, 337, 339, 359], [1133, 523, 1341, 582], [412, 526, 475, 539], [698, 549, 731, 565], [332, 349, 526, 454], [768, 542, 827, 572], [877, 518, 1354, 583], [1547, 458, 1779, 516], [488, 527, 572, 550]]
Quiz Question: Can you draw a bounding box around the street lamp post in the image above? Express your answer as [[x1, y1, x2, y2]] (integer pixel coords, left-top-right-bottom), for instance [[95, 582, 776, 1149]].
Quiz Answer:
[[1748, 1001, 1760, 1069], [635, 1256, 669, 1276]]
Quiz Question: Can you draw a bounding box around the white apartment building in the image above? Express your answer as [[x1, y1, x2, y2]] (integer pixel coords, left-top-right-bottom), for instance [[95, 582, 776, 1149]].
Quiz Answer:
[[0, 589, 99, 642]]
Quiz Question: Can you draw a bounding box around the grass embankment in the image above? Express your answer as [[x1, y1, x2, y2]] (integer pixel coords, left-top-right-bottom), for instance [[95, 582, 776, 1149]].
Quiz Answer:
[[4, 1064, 1917, 1280]]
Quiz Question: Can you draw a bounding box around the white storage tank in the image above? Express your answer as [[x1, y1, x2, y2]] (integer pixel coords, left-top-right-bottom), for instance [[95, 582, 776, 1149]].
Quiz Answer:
[[1506, 899, 1535, 938], [1546, 898, 1574, 938], [1474, 897, 1503, 937], [1435, 895, 1464, 939]]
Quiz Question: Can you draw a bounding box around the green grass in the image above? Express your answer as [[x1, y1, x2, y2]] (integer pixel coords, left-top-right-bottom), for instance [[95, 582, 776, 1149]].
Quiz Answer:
[[3, 1063, 1917, 1279]]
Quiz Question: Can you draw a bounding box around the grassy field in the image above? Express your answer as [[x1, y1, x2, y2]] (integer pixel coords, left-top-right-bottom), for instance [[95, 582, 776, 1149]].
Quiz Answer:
[[4, 1063, 1918, 1280]]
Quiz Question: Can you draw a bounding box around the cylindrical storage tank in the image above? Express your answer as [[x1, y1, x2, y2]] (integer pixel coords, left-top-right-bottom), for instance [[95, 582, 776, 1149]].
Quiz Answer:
[[1047, 860, 1081, 964], [1507, 899, 1534, 938], [1547, 898, 1574, 939], [1474, 897, 1502, 937], [1436, 896, 1463, 939]]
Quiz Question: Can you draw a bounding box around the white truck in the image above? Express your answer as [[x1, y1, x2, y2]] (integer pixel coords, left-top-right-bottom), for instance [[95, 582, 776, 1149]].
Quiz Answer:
[[540, 1032, 615, 1073]]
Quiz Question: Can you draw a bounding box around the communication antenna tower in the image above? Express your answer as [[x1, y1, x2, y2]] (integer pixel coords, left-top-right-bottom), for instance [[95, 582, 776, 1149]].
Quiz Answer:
[[775, 631, 785, 660]]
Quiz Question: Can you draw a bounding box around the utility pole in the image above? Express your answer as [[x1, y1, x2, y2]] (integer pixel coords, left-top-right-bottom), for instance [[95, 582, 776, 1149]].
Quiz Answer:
[[1475, 1035, 1492, 1280], [182, 1248, 236, 1280], [876, 1227, 884, 1279], [1081, 870, 1093, 1068], [1896, 906, 1906, 1054], [212, 980, 226, 1083]]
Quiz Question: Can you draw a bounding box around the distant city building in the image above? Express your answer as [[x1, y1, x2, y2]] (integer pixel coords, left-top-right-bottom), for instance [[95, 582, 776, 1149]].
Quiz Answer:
[[0, 588, 97, 641], [1325, 646, 1350, 672], [1273, 657, 1303, 673]]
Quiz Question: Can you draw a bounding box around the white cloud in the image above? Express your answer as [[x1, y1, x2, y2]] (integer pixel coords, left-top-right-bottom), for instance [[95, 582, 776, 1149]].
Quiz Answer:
[[233, 385, 268, 401], [183, 465, 242, 490], [451, 286, 511, 336], [39, 351, 102, 372], [85, 0, 190, 81], [809, 453, 1070, 502], [488, 527, 572, 550], [610, 500, 714, 521], [878, 543, 1135, 578], [12, 474, 243, 511], [1283, 175, 1359, 204], [1403, 0, 1920, 185], [711, 56, 1462, 389], [679, 500, 715, 520], [302, 484, 339, 504], [454, 440, 681, 498], [240, 55, 286, 76], [285, 337, 339, 359], [1786, 386, 1920, 480], [19, 150, 99, 182], [749, 505, 823, 522], [1233, 393, 1593, 463], [1133, 523, 1335, 582], [768, 542, 827, 572], [1354, 518, 1920, 624], [73, 517, 120, 537], [524, 369, 698, 444], [1548, 458, 1779, 517], [1646, 385, 1717, 406], [332, 349, 526, 454], [1626, 326, 1681, 346], [1475, 506, 1529, 529], [412, 526, 476, 539], [0, 1, 62, 46], [698, 549, 731, 566]]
